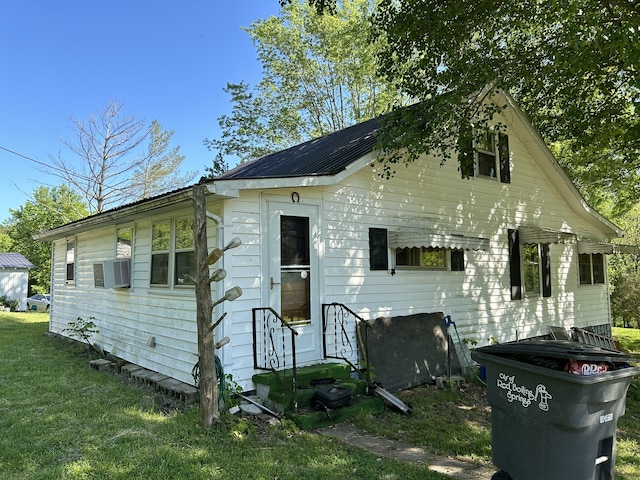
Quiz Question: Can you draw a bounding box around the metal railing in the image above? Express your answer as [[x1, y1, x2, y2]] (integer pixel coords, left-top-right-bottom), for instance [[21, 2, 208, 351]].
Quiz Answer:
[[252, 307, 299, 410], [322, 303, 368, 380]]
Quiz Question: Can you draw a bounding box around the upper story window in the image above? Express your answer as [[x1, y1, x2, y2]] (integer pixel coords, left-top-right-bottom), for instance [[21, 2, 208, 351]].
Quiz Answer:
[[460, 126, 510, 183], [151, 216, 195, 288], [475, 129, 510, 183], [579, 253, 605, 285], [66, 238, 76, 284]]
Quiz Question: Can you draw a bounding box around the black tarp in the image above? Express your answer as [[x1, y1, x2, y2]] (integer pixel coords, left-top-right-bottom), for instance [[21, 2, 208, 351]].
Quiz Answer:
[[364, 312, 461, 392]]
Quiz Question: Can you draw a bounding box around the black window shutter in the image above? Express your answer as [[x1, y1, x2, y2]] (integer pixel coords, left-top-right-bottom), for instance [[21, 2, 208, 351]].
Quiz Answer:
[[508, 229, 522, 300], [451, 249, 465, 271], [499, 133, 510, 184], [369, 228, 388, 270], [541, 243, 552, 297]]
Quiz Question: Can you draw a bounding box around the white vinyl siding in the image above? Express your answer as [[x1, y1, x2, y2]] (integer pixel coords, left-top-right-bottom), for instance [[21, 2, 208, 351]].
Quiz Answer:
[[47, 105, 616, 390]]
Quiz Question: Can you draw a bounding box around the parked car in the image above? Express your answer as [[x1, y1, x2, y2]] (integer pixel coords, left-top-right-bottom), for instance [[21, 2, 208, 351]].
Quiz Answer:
[[26, 294, 51, 311]]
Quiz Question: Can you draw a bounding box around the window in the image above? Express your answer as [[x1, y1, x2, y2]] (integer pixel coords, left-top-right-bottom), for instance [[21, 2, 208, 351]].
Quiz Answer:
[[151, 217, 195, 287], [116, 227, 132, 259], [579, 253, 605, 285], [508, 229, 552, 299], [522, 244, 541, 297], [281, 216, 310, 325], [461, 126, 510, 183], [476, 130, 498, 178], [66, 238, 76, 284], [395, 247, 461, 270], [369, 228, 389, 270]]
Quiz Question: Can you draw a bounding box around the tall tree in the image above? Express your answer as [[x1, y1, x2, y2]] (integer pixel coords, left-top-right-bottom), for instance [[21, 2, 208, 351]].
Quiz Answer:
[[43, 101, 193, 214], [129, 120, 194, 199], [3, 185, 88, 293], [371, 0, 640, 210], [205, 0, 401, 169]]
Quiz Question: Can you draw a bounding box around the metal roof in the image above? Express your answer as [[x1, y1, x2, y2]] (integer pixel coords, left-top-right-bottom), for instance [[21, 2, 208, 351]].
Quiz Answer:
[[217, 117, 381, 180], [0, 253, 35, 269]]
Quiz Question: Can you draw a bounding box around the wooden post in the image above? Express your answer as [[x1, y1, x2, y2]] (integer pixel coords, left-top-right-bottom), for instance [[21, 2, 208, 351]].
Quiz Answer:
[[192, 184, 218, 426]]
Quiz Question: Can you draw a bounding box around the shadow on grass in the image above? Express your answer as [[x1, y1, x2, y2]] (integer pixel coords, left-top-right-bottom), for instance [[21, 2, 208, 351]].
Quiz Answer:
[[0, 311, 448, 480]]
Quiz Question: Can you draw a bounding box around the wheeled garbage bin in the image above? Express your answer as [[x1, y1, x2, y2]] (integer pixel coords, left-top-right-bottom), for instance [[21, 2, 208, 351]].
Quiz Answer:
[[472, 340, 640, 480]]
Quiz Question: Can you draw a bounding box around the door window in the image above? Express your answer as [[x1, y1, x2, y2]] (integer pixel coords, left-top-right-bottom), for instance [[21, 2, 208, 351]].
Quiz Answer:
[[280, 216, 311, 325]]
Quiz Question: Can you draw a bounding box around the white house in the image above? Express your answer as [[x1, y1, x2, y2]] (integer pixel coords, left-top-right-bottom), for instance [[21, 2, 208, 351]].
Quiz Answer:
[[35, 91, 629, 391], [0, 253, 35, 311]]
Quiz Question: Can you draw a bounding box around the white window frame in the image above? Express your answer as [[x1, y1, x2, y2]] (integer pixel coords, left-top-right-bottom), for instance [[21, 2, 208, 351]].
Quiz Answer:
[[66, 238, 76, 285], [150, 217, 195, 288], [394, 247, 464, 271], [116, 226, 133, 259], [475, 129, 499, 179], [522, 243, 541, 297], [579, 253, 605, 285]]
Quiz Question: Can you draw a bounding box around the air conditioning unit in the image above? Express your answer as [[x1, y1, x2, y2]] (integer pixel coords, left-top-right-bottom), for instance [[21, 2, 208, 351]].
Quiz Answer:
[[93, 259, 131, 288]]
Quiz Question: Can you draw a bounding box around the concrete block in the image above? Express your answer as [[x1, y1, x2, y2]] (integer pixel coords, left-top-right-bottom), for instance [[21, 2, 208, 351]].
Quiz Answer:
[[436, 375, 465, 389], [89, 359, 112, 371]]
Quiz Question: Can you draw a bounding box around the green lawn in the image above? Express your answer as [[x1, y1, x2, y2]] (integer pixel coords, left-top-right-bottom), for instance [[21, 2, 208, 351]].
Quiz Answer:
[[353, 326, 640, 480], [0, 312, 447, 480], [3, 313, 640, 479]]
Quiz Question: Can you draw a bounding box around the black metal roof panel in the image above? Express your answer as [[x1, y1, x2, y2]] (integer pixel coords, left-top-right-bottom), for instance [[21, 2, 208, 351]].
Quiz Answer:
[[217, 117, 381, 180]]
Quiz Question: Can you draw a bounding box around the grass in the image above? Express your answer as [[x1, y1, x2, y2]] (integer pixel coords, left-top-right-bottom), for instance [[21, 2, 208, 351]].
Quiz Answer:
[[0, 312, 447, 480], [352, 326, 640, 480], [3, 313, 640, 479]]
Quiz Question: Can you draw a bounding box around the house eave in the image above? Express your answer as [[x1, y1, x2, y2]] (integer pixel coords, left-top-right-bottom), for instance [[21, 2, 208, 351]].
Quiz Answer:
[[34, 187, 230, 242], [207, 151, 378, 195], [499, 91, 622, 239]]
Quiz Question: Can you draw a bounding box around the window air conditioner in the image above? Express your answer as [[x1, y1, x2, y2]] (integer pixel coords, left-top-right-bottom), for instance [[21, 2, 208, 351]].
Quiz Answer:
[[93, 259, 131, 288]]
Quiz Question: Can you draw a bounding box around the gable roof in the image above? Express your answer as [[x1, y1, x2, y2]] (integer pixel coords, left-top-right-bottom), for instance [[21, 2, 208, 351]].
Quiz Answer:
[[0, 253, 35, 269], [34, 90, 621, 241], [217, 117, 380, 180]]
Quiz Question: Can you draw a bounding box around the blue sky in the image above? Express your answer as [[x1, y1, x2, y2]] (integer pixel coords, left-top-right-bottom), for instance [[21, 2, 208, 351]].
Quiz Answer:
[[0, 1, 282, 222]]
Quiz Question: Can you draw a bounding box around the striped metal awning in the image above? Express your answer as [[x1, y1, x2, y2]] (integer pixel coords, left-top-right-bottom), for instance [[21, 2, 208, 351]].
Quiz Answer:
[[388, 230, 490, 251], [519, 226, 575, 244], [577, 241, 640, 255]]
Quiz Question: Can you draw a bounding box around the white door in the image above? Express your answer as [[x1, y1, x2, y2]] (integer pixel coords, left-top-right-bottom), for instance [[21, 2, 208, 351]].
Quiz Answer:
[[267, 201, 322, 366]]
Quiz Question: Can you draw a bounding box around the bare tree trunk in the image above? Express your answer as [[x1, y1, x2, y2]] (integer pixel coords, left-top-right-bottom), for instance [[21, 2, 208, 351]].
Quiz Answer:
[[192, 184, 218, 426]]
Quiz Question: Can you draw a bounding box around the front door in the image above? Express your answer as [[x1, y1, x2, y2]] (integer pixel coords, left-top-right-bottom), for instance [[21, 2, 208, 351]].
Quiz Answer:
[[267, 201, 322, 366]]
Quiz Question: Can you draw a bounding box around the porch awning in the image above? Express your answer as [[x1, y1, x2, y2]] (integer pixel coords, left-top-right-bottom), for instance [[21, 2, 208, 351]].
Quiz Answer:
[[388, 230, 490, 251], [519, 226, 574, 244], [577, 241, 640, 255]]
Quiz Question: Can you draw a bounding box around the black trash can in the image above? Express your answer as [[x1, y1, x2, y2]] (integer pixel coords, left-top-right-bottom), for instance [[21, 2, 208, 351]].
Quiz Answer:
[[472, 340, 640, 480]]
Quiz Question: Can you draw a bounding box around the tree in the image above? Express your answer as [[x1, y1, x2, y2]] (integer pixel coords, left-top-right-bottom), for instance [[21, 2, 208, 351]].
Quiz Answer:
[[371, 1, 640, 209], [42, 100, 193, 214], [128, 120, 195, 199], [205, 0, 401, 171], [280, 0, 337, 14], [2, 185, 88, 293], [0, 228, 11, 252]]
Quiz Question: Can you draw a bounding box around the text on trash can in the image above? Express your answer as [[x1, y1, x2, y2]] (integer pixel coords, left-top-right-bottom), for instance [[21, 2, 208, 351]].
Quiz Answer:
[[497, 372, 553, 411]]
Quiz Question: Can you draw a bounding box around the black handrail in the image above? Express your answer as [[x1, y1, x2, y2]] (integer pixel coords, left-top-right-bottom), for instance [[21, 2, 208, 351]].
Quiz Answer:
[[252, 307, 298, 410], [322, 303, 369, 382]]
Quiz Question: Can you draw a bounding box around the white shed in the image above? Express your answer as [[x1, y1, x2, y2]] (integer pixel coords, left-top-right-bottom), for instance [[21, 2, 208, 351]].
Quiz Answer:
[[0, 253, 35, 311]]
